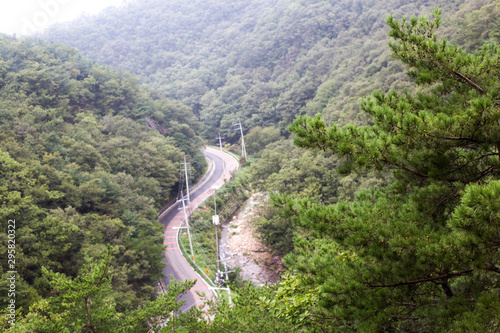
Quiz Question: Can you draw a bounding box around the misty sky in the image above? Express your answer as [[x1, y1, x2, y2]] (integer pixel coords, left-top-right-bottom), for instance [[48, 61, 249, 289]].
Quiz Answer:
[[0, 0, 125, 36]]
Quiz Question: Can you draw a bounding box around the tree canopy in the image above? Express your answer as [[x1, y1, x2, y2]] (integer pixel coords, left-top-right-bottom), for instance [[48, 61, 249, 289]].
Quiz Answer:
[[0, 34, 205, 328], [43, 0, 468, 139], [280, 8, 500, 331]]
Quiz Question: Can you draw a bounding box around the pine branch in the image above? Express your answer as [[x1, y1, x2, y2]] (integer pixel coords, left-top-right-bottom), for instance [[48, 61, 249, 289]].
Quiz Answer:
[[402, 166, 429, 178], [493, 320, 500, 333], [428, 189, 459, 214], [441, 136, 477, 142], [447, 153, 498, 176], [452, 70, 484, 94], [367, 269, 474, 288], [396, 302, 418, 306], [485, 263, 500, 274], [470, 166, 496, 183]]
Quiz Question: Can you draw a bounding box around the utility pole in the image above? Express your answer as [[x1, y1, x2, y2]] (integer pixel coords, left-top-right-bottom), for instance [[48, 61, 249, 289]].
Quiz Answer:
[[213, 192, 220, 276], [218, 132, 223, 152], [211, 190, 232, 305], [233, 119, 247, 160], [182, 196, 194, 261], [180, 156, 194, 261], [181, 156, 191, 205]]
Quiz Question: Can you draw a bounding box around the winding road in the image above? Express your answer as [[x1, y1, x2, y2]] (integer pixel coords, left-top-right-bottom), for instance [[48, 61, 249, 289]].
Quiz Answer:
[[158, 147, 239, 312]]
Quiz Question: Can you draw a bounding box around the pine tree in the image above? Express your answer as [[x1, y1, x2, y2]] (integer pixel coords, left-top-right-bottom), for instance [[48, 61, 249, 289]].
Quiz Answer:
[[283, 9, 500, 331], [5, 249, 200, 332]]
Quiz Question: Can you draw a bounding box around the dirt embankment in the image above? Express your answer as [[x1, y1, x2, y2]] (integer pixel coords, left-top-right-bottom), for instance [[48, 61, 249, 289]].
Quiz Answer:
[[221, 193, 283, 286]]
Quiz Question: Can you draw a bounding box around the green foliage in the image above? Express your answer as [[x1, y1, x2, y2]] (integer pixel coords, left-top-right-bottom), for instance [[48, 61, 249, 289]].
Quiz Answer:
[[244, 126, 282, 155], [290, 8, 500, 186], [282, 9, 500, 331], [448, 0, 500, 51], [259, 272, 321, 329], [204, 283, 297, 332], [6, 0, 500, 330], [255, 195, 295, 255], [252, 139, 390, 204], [0, 34, 205, 329], [42, 0, 470, 138], [448, 180, 500, 269], [4, 250, 200, 333], [249, 139, 389, 255]]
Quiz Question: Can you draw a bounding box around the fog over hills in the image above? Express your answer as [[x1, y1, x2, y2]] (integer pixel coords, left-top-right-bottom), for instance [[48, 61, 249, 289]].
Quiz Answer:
[[44, 0, 488, 138]]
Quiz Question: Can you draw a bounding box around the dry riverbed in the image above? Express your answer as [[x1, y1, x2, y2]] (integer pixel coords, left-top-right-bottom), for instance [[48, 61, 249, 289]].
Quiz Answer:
[[221, 193, 283, 286]]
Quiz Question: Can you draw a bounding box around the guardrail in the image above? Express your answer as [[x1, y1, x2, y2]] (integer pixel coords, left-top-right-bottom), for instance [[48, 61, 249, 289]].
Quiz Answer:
[[178, 229, 219, 292]]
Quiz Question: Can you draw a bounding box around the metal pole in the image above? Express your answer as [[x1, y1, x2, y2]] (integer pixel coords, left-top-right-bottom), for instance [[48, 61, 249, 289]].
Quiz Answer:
[[239, 120, 247, 160], [213, 190, 221, 282], [214, 190, 217, 215], [182, 198, 194, 261], [219, 132, 223, 152], [223, 253, 229, 281], [184, 155, 191, 204], [215, 221, 220, 281]]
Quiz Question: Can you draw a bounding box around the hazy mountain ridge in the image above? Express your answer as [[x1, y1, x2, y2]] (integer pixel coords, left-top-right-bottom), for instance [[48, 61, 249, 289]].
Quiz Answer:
[[44, 0, 477, 139]]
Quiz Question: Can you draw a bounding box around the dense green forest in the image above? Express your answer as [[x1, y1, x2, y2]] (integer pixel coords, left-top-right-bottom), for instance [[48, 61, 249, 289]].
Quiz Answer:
[[0, 34, 207, 330], [1, 0, 499, 331], [43, 0, 472, 138]]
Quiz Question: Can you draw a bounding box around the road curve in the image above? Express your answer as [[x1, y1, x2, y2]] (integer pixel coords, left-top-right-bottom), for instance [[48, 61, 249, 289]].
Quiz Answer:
[[159, 147, 239, 312]]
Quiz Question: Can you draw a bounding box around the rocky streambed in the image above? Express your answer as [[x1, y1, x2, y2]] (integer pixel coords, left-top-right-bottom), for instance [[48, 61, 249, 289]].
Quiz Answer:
[[220, 193, 283, 286]]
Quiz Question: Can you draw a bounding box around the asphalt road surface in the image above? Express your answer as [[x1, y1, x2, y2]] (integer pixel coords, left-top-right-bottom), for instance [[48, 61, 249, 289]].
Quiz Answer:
[[159, 147, 239, 312]]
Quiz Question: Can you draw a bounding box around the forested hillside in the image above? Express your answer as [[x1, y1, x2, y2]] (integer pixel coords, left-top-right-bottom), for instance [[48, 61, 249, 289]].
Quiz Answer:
[[0, 34, 206, 330], [44, 0, 480, 139], [9, 0, 499, 331]]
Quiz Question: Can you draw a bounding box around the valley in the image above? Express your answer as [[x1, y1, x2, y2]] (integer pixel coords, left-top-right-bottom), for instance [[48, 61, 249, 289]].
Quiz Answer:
[[1, 0, 500, 331]]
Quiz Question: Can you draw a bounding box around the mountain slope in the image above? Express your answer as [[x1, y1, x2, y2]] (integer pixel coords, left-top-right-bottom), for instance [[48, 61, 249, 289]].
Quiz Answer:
[[0, 34, 204, 316], [43, 0, 472, 139]]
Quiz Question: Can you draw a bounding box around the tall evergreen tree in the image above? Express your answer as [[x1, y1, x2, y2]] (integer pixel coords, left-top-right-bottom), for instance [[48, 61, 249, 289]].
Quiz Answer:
[[282, 9, 500, 331]]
